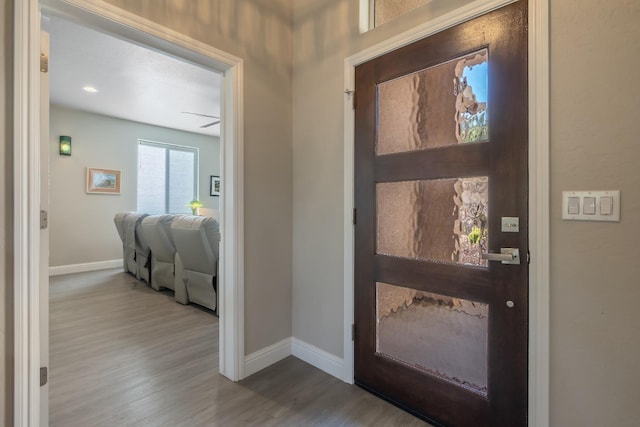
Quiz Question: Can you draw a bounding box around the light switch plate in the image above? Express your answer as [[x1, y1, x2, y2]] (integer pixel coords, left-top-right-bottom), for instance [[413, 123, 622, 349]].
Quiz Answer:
[[562, 190, 620, 222]]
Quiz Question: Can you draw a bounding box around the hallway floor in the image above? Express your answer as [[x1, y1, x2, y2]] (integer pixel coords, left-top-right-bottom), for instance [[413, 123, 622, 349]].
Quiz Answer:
[[50, 269, 430, 426]]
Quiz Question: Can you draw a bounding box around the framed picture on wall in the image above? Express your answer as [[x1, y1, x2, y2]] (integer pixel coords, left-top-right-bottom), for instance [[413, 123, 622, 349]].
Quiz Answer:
[[210, 175, 221, 196], [86, 167, 121, 194]]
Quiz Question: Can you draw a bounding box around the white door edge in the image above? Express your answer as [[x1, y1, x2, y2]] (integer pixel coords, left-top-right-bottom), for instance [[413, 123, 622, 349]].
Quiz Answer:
[[39, 29, 50, 427], [14, 1, 246, 425], [342, 1, 549, 426], [14, 2, 43, 426]]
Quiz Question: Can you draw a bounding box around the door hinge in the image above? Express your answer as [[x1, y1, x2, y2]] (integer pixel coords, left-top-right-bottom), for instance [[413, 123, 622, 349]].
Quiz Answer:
[[527, 250, 531, 265], [40, 52, 49, 73], [40, 210, 48, 229], [40, 367, 48, 386], [345, 90, 356, 109], [352, 323, 356, 341], [352, 208, 357, 225]]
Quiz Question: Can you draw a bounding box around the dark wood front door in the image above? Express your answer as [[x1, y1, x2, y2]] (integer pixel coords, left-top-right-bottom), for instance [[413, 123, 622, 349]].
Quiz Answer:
[[354, 2, 528, 426]]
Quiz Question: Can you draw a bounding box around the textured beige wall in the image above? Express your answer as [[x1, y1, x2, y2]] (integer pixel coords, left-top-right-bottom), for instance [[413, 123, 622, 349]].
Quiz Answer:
[[292, 0, 640, 426], [49, 105, 220, 267], [1, 0, 12, 424], [549, 1, 640, 426], [292, 0, 472, 357], [102, 0, 294, 355]]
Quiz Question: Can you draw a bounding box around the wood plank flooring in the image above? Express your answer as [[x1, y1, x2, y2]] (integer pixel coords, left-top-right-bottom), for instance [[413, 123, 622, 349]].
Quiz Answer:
[[50, 269, 430, 427]]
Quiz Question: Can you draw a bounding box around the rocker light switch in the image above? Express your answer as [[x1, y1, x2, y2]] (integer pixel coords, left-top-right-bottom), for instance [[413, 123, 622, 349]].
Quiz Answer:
[[583, 197, 596, 215], [600, 197, 613, 215], [567, 197, 580, 215]]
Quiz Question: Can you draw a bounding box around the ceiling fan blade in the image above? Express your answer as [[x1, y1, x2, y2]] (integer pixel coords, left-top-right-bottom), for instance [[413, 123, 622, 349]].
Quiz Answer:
[[182, 111, 220, 119], [201, 119, 221, 128]]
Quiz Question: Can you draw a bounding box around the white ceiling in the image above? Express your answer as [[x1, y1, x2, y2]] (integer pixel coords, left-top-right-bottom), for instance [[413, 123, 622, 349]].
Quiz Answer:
[[46, 16, 222, 137]]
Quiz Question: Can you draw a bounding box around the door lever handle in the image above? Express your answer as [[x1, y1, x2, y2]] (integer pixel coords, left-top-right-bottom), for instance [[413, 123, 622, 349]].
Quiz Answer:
[[482, 248, 520, 265], [482, 253, 515, 262]]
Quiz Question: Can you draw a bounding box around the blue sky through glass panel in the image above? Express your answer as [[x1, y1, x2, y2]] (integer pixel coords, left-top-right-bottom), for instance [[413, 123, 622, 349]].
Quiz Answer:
[[463, 62, 488, 103]]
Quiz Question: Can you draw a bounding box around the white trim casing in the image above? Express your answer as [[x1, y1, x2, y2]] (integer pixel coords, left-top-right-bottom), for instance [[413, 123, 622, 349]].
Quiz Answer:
[[359, 0, 371, 34], [343, 68, 356, 385], [41, 0, 239, 70], [527, 0, 550, 425], [14, 1, 42, 426], [15, 0, 246, 424], [219, 61, 246, 381], [343, 0, 549, 425], [48, 260, 122, 276]]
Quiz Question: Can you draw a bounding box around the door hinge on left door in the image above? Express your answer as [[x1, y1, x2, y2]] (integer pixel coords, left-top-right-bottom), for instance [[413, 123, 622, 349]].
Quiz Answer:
[[40, 367, 48, 386], [40, 52, 48, 73], [40, 210, 48, 229], [345, 90, 356, 109]]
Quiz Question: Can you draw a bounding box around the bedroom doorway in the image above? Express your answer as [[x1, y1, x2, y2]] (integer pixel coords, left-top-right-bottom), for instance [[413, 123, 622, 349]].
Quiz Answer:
[[44, 14, 223, 426], [14, 1, 245, 424]]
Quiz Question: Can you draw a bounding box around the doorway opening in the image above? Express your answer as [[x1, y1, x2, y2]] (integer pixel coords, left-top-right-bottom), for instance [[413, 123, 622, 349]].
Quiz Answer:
[[14, 0, 245, 424], [344, 0, 550, 424], [45, 14, 225, 424]]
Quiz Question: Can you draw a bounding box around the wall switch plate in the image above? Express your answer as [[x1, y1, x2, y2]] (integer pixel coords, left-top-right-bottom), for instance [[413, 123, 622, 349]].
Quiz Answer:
[[562, 190, 620, 222]]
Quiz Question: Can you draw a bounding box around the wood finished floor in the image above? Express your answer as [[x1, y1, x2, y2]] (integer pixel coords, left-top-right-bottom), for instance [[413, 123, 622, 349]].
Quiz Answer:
[[50, 269, 431, 427]]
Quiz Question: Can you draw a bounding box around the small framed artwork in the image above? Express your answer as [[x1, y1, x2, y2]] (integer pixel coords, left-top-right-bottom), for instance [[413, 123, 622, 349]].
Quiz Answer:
[[210, 175, 221, 196], [86, 167, 121, 194]]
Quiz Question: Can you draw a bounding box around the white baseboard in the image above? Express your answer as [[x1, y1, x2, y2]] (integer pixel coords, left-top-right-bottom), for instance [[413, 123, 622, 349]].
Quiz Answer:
[[49, 259, 123, 276], [292, 337, 345, 381], [244, 337, 292, 378], [243, 337, 346, 382]]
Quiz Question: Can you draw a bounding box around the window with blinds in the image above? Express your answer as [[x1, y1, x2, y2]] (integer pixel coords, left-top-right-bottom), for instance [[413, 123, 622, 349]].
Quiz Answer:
[[137, 140, 199, 214]]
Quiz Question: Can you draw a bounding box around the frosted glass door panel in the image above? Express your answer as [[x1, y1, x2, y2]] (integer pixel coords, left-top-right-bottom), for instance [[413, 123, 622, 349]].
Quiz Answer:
[[377, 49, 489, 155], [376, 177, 489, 267], [376, 282, 488, 395]]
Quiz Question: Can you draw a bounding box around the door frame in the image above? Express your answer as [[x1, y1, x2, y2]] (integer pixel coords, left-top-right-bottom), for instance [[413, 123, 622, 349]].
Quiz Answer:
[[342, 0, 549, 425], [14, 0, 246, 425]]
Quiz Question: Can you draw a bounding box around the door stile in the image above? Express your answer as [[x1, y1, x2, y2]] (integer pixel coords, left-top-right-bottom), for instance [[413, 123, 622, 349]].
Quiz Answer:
[[354, 60, 377, 376]]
